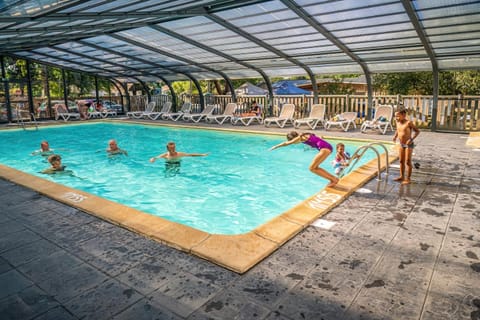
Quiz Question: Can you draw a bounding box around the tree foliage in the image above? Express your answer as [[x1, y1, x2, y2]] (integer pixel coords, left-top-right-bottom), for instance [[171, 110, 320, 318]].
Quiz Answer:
[[373, 71, 480, 95]]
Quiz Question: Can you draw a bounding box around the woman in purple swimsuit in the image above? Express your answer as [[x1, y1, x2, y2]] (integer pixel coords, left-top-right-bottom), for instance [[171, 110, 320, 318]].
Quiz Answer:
[[270, 131, 339, 187]]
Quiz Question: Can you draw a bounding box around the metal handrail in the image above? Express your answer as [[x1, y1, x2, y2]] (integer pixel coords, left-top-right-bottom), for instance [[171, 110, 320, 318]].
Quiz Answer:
[[340, 142, 390, 180]]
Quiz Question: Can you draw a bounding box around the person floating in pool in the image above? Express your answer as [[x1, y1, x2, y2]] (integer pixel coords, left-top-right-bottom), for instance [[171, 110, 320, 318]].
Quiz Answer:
[[106, 139, 128, 156], [31, 140, 54, 156], [149, 141, 208, 163], [42, 154, 66, 174], [269, 131, 339, 188]]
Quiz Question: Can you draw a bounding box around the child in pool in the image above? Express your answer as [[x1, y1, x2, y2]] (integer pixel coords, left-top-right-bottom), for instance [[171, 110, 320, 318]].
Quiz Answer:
[[269, 131, 339, 188], [42, 154, 66, 174], [332, 143, 351, 175], [332, 143, 360, 176]]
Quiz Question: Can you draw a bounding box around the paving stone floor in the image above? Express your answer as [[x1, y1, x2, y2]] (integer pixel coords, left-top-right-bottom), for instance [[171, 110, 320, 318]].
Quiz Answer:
[[0, 123, 479, 320]]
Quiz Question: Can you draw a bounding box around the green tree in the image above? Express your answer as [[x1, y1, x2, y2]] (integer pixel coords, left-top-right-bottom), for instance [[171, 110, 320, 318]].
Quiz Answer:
[[373, 71, 480, 95]]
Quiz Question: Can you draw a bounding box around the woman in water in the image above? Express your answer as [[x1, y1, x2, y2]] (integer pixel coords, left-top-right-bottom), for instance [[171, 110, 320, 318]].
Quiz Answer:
[[270, 131, 339, 187]]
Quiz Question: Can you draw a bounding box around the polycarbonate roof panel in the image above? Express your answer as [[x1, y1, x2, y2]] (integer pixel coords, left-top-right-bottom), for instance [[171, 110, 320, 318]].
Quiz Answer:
[[0, 0, 479, 84]]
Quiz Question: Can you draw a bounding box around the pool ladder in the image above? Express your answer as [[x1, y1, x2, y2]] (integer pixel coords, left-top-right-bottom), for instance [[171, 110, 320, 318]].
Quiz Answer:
[[16, 108, 38, 131], [340, 142, 390, 180]]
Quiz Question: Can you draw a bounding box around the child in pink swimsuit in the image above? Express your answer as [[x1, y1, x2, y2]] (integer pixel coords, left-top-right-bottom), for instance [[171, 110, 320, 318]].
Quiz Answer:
[[270, 131, 339, 188]]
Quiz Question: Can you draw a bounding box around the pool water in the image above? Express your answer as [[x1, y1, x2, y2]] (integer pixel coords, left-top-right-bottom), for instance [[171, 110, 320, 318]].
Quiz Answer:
[[0, 123, 380, 234]]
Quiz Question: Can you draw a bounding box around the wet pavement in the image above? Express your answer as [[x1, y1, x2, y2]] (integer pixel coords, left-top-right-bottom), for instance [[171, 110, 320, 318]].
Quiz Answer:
[[0, 122, 479, 319]]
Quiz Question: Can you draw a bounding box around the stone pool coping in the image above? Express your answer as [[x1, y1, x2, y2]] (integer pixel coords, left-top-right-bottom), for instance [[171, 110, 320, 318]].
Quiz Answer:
[[0, 122, 398, 273]]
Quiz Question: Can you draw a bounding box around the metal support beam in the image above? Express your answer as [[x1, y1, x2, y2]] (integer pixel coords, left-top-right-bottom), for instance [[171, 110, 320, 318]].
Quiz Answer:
[[62, 69, 68, 109], [401, 0, 439, 131], [95, 76, 99, 106], [26, 60, 34, 116], [0, 56, 13, 122], [134, 78, 151, 102]]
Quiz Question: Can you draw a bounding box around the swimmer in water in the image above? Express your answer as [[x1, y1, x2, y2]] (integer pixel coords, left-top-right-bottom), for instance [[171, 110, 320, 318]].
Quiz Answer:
[[106, 139, 128, 156], [32, 140, 54, 156], [41, 154, 66, 174]]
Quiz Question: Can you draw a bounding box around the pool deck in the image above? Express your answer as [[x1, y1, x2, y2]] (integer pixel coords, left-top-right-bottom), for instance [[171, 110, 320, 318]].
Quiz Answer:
[[1, 119, 479, 319]]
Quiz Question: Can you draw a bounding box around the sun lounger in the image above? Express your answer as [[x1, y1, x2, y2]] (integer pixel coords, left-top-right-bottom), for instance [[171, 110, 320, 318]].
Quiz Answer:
[[127, 101, 156, 119], [294, 104, 326, 129], [206, 103, 238, 124], [54, 104, 81, 121], [161, 102, 192, 121], [325, 112, 357, 132], [101, 109, 117, 118], [146, 102, 172, 120], [360, 105, 394, 135], [231, 104, 263, 126], [264, 103, 295, 128], [182, 104, 217, 123]]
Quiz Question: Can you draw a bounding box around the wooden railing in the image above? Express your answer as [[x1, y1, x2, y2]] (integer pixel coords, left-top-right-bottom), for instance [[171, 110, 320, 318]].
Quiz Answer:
[[182, 94, 480, 131]]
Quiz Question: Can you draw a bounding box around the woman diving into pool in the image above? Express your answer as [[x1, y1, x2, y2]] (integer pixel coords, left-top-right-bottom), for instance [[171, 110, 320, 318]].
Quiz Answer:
[[269, 131, 339, 188]]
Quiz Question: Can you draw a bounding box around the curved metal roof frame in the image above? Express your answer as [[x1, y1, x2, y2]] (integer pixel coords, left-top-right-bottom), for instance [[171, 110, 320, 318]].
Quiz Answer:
[[0, 0, 479, 92]]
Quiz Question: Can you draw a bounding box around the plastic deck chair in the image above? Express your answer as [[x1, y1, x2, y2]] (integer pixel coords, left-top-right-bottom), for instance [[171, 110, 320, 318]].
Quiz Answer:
[[206, 103, 238, 124], [182, 104, 217, 123], [54, 104, 81, 121], [231, 105, 263, 126], [294, 104, 326, 129], [360, 105, 394, 135], [161, 102, 192, 121], [127, 101, 156, 119], [264, 103, 296, 128], [325, 112, 357, 132], [146, 101, 172, 120]]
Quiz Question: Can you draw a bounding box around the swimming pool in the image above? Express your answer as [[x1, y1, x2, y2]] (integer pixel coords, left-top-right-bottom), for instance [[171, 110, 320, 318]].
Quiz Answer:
[[0, 123, 380, 234]]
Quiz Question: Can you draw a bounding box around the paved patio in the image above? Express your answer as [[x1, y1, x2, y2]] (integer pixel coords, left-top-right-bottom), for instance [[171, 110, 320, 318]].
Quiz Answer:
[[0, 122, 479, 320]]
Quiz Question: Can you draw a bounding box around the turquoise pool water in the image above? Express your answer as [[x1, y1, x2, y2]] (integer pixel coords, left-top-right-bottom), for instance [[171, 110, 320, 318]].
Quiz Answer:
[[0, 123, 380, 234]]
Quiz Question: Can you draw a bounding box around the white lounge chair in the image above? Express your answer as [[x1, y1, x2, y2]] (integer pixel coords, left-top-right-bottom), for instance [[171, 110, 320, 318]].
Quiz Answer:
[[360, 105, 394, 135], [101, 109, 117, 118], [325, 112, 357, 132], [87, 108, 103, 119], [146, 101, 172, 120], [206, 103, 238, 124], [54, 104, 80, 121], [294, 104, 326, 129], [231, 105, 263, 126], [264, 104, 296, 128], [161, 102, 192, 121], [127, 101, 156, 119], [182, 104, 217, 123]]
